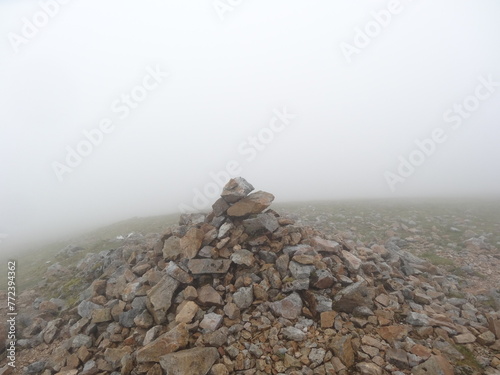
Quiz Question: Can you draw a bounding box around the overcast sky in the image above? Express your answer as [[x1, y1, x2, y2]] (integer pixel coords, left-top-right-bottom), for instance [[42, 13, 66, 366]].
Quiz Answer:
[[1, 0, 500, 244]]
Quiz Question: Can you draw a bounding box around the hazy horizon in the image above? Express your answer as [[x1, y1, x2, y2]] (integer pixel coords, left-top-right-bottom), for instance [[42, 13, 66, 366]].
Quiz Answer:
[[1, 1, 500, 247]]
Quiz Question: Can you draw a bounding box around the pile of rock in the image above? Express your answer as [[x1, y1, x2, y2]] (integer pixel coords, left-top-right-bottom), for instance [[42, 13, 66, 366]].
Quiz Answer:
[[3, 178, 500, 375]]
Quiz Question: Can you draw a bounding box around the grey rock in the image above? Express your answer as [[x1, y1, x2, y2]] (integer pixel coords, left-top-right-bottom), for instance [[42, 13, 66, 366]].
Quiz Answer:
[[200, 312, 223, 332], [353, 306, 374, 317], [134, 310, 154, 329], [432, 340, 465, 361], [104, 347, 133, 370], [312, 237, 342, 254], [249, 343, 263, 358], [242, 213, 279, 234], [187, 259, 232, 274], [332, 281, 374, 313], [341, 250, 362, 272], [406, 312, 429, 326], [386, 348, 409, 369], [80, 360, 99, 375], [230, 249, 255, 267], [204, 327, 228, 347], [289, 261, 314, 279], [269, 292, 303, 320], [146, 275, 180, 324], [217, 222, 234, 239], [221, 177, 254, 203], [309, 348, 326, 367], [131, 296, 148, 310], [42, 318, 61, 344], [315, 295, 333, 313], [258, 250, 277, 264], [283, 244, 313, 256], [198, 245, 215, 258], [282, 326, 306, 341], [77, 300, 101, 319], [71, 334, 93, 349], [414, 292, 432, 305], [477, 330, 496, 345], [233, 286, 254, 309], [119, 308, 142, 327], [276, 254, 290, 277], [179, 213, 206, 226], [311, 269, 335, 289], [166, 262, 193, 284], [23, 361, 47, 375], [223, 302, 240, 320], [162, 236, 183, 261], [144, 326, 162, 346], [212, 197, 230, 217], [282, 278, 309, 292]]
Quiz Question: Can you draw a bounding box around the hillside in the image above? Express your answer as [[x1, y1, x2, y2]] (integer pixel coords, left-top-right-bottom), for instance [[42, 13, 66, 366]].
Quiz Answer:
[[1, 179, 499, 375]]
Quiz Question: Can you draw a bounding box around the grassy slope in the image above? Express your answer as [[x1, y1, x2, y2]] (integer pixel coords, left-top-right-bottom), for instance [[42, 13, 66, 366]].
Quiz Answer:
[[1, 214, 179, 293]]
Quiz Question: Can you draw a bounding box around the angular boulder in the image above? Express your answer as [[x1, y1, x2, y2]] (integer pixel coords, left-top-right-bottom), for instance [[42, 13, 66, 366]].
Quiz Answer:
[[187, 259, 232, 274], [180, 227, 204, 259], [226, 191, 274, 217], [136, 323, 189, 363], [163, 236, 183, 261], [146, 275, 180, 324], [221, 177, 254, 203], [242, 213, 279, 234], [269, 292, 303, 320], [332, 281, 374, 313], [159, 347, 219, 375], [329, 335, 355, 367], [412, 355, 454, 375]]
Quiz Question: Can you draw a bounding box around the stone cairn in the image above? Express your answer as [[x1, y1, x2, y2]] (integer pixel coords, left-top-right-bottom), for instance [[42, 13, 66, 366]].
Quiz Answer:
[[7, 177, 500, 375]]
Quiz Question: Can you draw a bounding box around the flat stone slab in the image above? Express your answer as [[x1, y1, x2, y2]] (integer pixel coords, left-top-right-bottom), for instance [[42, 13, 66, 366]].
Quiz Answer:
[[226, 191, 274, 217], [187, 259, 232, 274]]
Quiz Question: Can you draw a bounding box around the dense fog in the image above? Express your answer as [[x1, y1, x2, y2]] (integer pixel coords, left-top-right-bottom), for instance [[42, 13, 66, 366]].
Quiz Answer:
[[1, 0, 500, 246]]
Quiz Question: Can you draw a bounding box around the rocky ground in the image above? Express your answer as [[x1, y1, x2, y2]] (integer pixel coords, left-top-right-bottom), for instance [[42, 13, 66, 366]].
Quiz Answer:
[[1, 178, 499, 375], [280, 200, 500, 298]]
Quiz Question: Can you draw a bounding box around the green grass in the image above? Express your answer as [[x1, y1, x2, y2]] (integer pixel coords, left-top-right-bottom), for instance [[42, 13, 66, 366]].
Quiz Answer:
[[481, 296, 499, 311], [420, 251, 455, 266], [455, 344, 482, 370], [59, 277, 87, 308], [446, 291, 466, 299], [447, 266, 487, 280], [276, 198, 500, 245]]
